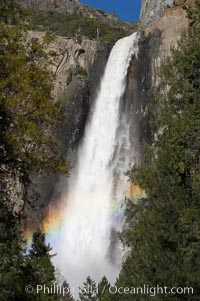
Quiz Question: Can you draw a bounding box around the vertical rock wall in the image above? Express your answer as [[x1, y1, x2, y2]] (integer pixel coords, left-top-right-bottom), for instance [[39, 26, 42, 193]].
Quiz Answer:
[[7, 0, 193, 233], [24, 32, 113, 231], [128, 0, 190, 161], [140, 0, 195, 26], [140, 0, 174, 26], [24, 1, 191, 231]]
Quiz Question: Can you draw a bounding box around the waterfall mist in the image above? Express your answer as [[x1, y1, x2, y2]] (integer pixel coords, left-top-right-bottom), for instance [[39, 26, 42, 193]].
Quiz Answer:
[[48, 32, 140, 288]]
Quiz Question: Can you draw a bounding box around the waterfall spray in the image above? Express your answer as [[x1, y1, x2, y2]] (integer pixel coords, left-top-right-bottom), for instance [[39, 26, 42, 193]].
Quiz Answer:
[[47, 32, 140, 287]]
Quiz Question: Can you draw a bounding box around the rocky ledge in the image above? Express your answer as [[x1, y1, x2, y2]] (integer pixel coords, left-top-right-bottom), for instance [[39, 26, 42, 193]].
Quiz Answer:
[[16, 0, 132, 31]]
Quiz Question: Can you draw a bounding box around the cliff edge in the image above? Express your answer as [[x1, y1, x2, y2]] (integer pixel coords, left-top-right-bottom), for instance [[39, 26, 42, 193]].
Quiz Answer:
[[140, 0, 195, 26]]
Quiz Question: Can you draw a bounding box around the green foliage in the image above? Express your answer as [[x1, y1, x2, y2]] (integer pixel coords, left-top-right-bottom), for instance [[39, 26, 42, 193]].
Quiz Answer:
[[0, 0, 21, 24], [25, 230, 58, 301], [43, 32, 56, 45], [77, 66, 88, 78], [79, 276, 97, 301], [116, 1, 200, 300], [29, 230, 55, 259], [184, 0, 200, 24], [0, 2, 68, 293], [0, 197, 26, 301], [30, 11, 129, 42], [0, 23, 68, 175], [97, 276, 110, 301], [0, 195, 62, 301], [60, 280, 74, 301], [0, 2, 68, 298], [0, 0, 31, 25]]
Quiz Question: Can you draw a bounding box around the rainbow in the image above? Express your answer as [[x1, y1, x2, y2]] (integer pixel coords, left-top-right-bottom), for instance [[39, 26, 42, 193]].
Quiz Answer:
[[41, 184, 146, 241], [23, 184, 146, 244]]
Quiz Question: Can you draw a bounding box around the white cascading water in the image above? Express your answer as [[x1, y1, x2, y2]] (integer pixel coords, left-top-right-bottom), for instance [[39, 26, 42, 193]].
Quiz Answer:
[[52, 32, 140, 287]]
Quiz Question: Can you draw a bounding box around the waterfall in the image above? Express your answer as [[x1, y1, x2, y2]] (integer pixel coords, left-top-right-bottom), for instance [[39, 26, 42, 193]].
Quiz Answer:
[[51, 32, 140, 288]]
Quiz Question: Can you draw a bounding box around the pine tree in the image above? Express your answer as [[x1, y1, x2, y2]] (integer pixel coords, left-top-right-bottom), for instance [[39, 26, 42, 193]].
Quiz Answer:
[[116, 1, 200, 300], [79, 276, 97, 301], [54, 269, 75, 301], [61, 281, 74, 301], [0, 197, 27, 301], [28, 230, 56, 283], [0, 1, 65, 300], [97, 276, 110, 301], [25, 230, 58, 301]]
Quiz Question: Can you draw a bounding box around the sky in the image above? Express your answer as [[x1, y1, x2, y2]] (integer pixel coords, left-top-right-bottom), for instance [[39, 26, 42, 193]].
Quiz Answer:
[[79, 0, 142, 22]]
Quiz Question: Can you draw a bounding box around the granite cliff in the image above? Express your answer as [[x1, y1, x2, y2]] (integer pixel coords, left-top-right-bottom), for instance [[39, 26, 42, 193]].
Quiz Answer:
[[27, 0, 193, 231], [140, 0, 194, 26], [129, 0, 193, 152], [1, 0, 194, 232], [23, 32, 113, 230]]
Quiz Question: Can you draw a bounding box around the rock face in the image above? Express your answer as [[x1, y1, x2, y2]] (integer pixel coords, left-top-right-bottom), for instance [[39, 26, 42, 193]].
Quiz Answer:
[[140, 0, 195, 26], [27, 31, 112, 157], [174, 0, 186, 5], [140, 0, 173, 26], [16, 0, 130, 30], [0, 164, 24, 213], [6, 0, 193, 232], [129, 0, 190, 160], [143, 6, 189, 85], [16, 0, 80, 13], [26, 2, 190, 230], [23, 32, 113, 230]]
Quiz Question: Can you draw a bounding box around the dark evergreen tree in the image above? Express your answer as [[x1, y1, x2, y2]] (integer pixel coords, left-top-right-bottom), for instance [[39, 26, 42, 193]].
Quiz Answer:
[[97, 276, 110, 301], [28, 230, 56, 284], [116, 1, 200, 300], [0, 197, 26, 301], [54, 269, 75, 301], [25, 230, 58, 301], [79, 276, 97, 301], [61, 280, 74, 301], [0, 1, 66, 300]]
